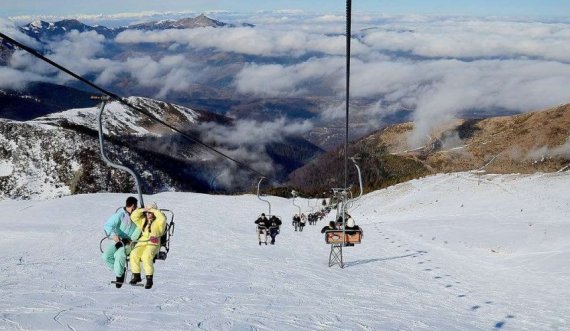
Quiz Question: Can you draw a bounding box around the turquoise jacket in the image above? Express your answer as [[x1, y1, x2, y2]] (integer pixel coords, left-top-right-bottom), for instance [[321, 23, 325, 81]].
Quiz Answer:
[[104, 208, 140, 241]]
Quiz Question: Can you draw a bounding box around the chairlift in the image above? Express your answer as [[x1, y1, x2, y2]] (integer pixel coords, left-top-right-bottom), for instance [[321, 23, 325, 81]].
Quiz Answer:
[[95, 96, 175, 263], [324, 157, 364, 268], [255, 177, 282, 245], [291, 190, 304, 231]]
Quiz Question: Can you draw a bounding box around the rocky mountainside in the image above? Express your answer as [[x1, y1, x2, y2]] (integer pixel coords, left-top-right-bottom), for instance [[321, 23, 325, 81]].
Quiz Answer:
[[0, 97, 207, 199], [290, 103, 570, 195], [0, 96, 322, 199]]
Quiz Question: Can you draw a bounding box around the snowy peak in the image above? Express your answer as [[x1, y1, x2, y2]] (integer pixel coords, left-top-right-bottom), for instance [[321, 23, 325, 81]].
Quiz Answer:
[[22, 18, 117, 39], [36, 96, 201, 136], [19, 14, 247, 41], [127, 14, 228, 30]]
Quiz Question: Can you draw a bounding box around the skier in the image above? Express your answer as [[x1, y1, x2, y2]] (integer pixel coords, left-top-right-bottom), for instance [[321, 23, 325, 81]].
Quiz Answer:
[[101, 196, 141, 288], [345, 217, 361, 234], [129, 202, 166, 289], [299, 213, 307, 232], [344, 217, 362, 246], [292, 214, 301, 231], [268, 215, 282, 245], [320, 220, 337, 233], [255, 213, 270, 245]]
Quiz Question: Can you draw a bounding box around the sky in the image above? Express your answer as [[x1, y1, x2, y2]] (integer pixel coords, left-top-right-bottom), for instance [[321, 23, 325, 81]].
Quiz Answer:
[[2, 0, 570, 19]]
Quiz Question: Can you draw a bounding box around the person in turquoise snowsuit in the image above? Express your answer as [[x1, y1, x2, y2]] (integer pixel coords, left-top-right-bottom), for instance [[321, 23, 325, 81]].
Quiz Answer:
[[101, 196, 141, 288]]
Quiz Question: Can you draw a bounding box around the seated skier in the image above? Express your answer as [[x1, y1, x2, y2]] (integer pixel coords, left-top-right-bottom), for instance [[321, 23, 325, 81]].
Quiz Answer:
[[101, 196, 141, 288], [129, 202, 166, 289], [299, 214, 307, 231], [321, 220, 337, 233], [344, 217, 362, 246], [255, 213, 270, 245], [292, 214, 301, 231], [268, 215, 282, 245]]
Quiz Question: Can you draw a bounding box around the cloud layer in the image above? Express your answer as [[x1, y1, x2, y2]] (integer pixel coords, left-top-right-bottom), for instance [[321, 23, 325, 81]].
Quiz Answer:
[[3, 13, 570, 149]]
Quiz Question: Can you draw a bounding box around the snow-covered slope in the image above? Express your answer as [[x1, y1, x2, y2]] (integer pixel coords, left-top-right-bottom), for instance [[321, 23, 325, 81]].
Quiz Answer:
[[0, 96, 212, 199], [0, 172, 568, 330], [38, 96, 201, 136]]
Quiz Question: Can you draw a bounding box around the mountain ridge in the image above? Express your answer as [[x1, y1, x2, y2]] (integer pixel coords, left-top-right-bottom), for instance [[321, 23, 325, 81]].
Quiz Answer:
[[290, 103, 570, 195], [18, 14, 253, 41]]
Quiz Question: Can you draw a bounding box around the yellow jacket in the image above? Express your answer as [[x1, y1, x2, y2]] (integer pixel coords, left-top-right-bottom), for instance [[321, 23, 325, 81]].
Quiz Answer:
[[131, 208, 166, 246]]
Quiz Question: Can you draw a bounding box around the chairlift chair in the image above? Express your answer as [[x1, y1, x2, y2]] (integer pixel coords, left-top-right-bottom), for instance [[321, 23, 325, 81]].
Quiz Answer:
[[325, 158, 364, 268], [96, 96, 176, 284], [256, 177, 282, 245]]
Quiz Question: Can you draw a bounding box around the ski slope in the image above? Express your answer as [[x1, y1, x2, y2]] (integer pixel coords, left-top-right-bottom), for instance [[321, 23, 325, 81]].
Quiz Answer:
[[1, 172, 569, 330]]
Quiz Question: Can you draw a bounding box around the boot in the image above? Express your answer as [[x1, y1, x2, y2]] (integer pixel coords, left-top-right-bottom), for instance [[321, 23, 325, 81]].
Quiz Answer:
[[145, 275, 153, 289], [115, 274, 125, 288], [129, 273, 142, 285]]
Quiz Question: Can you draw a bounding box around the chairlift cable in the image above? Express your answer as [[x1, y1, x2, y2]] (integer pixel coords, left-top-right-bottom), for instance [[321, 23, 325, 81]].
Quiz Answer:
[[0, 31, 283, 186]]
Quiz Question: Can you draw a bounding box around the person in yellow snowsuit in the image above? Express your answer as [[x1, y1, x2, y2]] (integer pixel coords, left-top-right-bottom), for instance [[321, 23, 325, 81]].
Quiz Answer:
[[128, 202, 166, 289]]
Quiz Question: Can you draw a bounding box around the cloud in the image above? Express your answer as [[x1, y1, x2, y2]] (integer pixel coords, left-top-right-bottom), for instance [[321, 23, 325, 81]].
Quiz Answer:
[[4, 29, 201, 98], [8, 30, 111, 83], [234, 55, 570, 147], [195, 117, 313, 186], [4, 13, 570, 152], [0, 18, 42, 48], [361, 18, 570, 62], [234, 57, 344, 96], [199, 117, 313, 147], [0, 67, 49, 89], [116, 26, 368, 57]]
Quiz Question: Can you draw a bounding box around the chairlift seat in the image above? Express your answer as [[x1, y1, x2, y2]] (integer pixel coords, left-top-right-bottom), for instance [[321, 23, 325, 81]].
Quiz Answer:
[[325, 230, 362, 245], [155, 209, 175, 261]]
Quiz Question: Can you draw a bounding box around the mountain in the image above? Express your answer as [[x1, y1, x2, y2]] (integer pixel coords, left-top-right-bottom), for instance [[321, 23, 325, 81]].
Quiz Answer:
[[0, 95, 322, 199], [0, 96, 211, 199], [127, 14, 233, 30], [0, 82, 98, 121], [18, 14, 251, 42], [290, 103, 570, 195], [1, 172, 568, 329], [21, 19, 118, 40]]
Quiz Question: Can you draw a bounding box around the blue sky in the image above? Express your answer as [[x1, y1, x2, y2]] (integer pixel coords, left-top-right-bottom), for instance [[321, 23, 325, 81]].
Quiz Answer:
[[2, 0, 570, 18]]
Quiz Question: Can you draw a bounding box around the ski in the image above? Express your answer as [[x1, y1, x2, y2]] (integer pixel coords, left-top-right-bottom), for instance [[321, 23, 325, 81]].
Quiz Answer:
[[111, 281, 144, 287]]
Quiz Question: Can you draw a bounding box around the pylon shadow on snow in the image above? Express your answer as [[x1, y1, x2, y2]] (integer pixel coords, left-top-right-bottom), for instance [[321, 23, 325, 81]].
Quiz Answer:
[[343, 252, 427, 267]]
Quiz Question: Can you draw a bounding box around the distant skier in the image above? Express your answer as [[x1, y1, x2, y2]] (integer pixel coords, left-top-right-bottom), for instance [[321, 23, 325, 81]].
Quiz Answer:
[[101, 196, 141, 288], [255, 213, 270, 245], [299, 213, 307, 232], [292, 214, 301, 231], [268, 215, 282, 245], [129, 202, 166, 289]]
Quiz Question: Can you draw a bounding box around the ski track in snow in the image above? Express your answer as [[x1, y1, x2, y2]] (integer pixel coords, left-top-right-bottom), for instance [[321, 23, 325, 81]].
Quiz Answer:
[[0, 172, 569, 330]]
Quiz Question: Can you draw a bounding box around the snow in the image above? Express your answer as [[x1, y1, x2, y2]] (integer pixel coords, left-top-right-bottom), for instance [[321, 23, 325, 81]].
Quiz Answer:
[[37, 96, 200, 136], [30, 20, 43, 28], [0, 160, 13, 176], [0, 172, 569, 330]]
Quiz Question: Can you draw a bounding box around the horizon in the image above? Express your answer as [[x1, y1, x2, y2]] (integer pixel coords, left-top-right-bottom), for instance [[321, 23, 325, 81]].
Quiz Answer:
[[2, 0, 570, 22]]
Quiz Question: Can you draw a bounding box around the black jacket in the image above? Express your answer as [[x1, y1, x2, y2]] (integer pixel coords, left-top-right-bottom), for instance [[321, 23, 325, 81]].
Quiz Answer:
[[320, 225, 336, 233], [269, 216, 282, 227], [255, 217, 270, 228]]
